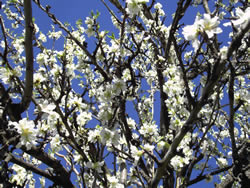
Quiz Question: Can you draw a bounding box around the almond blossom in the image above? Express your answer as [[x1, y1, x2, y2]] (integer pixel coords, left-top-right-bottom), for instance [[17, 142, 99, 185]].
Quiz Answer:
[[224, 7, 250, 28], [199, 14, 222, 38], [183, 14, 222, 50], [126, 0, 149, 16], [11, 118, 38, 150], [182, 16, 201, 50]]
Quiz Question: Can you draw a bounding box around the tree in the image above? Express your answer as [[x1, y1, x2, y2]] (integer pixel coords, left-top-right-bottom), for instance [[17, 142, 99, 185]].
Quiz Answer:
[[0, 0, 249, 187]]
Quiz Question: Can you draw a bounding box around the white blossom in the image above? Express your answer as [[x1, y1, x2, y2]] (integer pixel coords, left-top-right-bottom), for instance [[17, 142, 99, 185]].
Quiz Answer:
[[224, 7, 250, 28], [220, 46, 228, 60], [85, 17, 95, 37], [143, 143, 154, 152], [126, 0, 149, 16], [77, 111, 92, 126], [10, 164, 35, 187], [11, 118, 37, 150], [100, 127, 120, 146], [88, 128, 101, 143], [113, 78, 126, 95], [48, 30, 62, 40], [107, 175, 124, 188], [130, 145, 144, 165], [199, 14, 222, 38], [183, 14, 222, 50], [216, 157, 228, 167], [38, 32, 47, 43], [139, 122, 158, 138], [50, 134, 62, 152], [182, 16, 201, 51], [85, 161, 104, 173]]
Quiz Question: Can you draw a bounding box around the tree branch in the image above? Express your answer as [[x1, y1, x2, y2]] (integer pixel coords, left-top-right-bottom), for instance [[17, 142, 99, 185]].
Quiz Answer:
[[226, 18, 250, 60], [33, 0, 110, 82], [9, 153, 54, 182], [150, 99, 204, 187], [24, 146, 74, 187], [228, 63, 237, 162], [21, 0, 34, 111], [188, 165, 233, 186], [202, 0, 211, 15]]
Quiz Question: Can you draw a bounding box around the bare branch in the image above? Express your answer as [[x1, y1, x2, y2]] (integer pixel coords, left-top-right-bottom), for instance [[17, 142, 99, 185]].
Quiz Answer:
[[21, 0, 34, 111], [188, 165, 233, 186], [228, 63, 237, 162], [203, 0, 211, 15]]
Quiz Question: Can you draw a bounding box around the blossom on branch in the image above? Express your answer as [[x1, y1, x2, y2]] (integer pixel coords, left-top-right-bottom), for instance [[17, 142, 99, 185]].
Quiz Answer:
[[199, 14, 222, 38], [182, 14, 222, 50], [11, 118, 38, 150], [1, 0, 250, 187], [126, 0, 149, 16], [224, 7, 250, 28]]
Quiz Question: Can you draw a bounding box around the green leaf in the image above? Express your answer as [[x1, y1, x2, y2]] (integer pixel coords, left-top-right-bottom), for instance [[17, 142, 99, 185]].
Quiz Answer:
[[9, 0, 18, 4], [96, 10, 100, 18], [76, 19, 83, 26], [64, 22, 70, 27], [91, 10, 94, 17], [107, 33, 115, 40]]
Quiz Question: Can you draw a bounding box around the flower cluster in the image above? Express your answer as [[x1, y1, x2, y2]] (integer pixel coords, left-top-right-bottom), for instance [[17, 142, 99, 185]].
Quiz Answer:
[[11, 118, 38, 150], [163, 64, 191, 130], [171, 133, 194, 169], [126, 0, 149, 16], [224, 7, 250, 28], [182, 14, 222, 50], [10, 164, 35, 187]]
